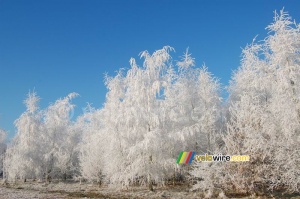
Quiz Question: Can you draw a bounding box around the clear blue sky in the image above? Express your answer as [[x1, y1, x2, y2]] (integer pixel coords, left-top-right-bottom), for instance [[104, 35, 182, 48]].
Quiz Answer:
[[1, 0, 299, 139]]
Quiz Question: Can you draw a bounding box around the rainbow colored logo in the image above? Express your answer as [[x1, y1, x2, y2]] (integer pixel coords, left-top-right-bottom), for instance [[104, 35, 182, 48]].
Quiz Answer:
[[176, 151, 196, 164]]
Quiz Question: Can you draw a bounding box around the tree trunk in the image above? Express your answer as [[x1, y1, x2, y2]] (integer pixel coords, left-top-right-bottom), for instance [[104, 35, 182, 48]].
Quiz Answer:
[[148, 155, 154, 191], [148, 173, 153, 191], [173, 168, 176, 186], [63, 172, 67, 182]]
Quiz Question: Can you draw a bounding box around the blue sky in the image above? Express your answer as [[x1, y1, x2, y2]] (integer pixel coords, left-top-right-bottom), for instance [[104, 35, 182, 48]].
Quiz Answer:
[[1, 0, 300, 139]]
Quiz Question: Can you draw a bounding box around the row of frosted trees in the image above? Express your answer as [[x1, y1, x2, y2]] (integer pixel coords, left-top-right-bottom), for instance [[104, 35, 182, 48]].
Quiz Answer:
[[3, 92, 81, 181], [0, 10, 299, 195]]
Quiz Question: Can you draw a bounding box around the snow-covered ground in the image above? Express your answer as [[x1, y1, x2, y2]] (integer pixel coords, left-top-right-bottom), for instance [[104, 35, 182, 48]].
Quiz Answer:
[[0, 186, 67, 199], [0, 180, 299, 199], [0, 180, 224, 199]]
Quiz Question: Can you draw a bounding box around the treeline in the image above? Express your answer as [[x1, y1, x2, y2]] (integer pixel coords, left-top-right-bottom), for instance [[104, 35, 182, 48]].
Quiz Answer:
[[0, 10, 299, 196]]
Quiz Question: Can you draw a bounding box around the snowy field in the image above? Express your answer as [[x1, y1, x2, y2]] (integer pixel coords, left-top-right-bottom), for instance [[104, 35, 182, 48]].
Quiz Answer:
[[0, 181, 199, 199], [1, 180, 300, 199], [0, 180, 238, 199], [0, 186, 67, 199]]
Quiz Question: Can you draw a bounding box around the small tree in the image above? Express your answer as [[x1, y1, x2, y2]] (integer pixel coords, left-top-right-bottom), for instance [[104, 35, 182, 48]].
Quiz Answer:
[[43, 92, 79, 181], [0, 129, 7, 177], [79, 105, 105, 183], [4, 91, 44, 181], [4, 92, 81, 182]]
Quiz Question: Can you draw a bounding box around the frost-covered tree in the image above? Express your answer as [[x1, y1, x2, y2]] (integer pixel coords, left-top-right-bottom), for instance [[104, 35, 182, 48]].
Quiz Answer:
[[4, 91, 44, 181], [262, 10, 300, 192], [43, 92, 80, 180], [4, 92, 81, 182], [102, 47, 176, 189], [0, 128, 7, 177], [79, 105, 105, 183], [78, 47, 222, 190], [99, 71, 128, 186], [164, 50, 222, 188], [222, 10, 300, 194], [165, 49, 222, 154]]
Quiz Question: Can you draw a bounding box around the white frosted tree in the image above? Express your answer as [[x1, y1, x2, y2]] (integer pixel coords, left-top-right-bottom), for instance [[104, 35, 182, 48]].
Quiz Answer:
[[100, 70, 128, 186], [0, 128, 7, 177], [88, 47, 223, 190], [4, 92, 81, 182], [43, 92, 80, 181], [4, 91, 44, 181], [262, 10, 300, 192], [222, 9, 300, 194], [162, 50, 222, 191], [165, 49, 222, 154], [79, 105, 105, 183], [102, 47, 176, 189]]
